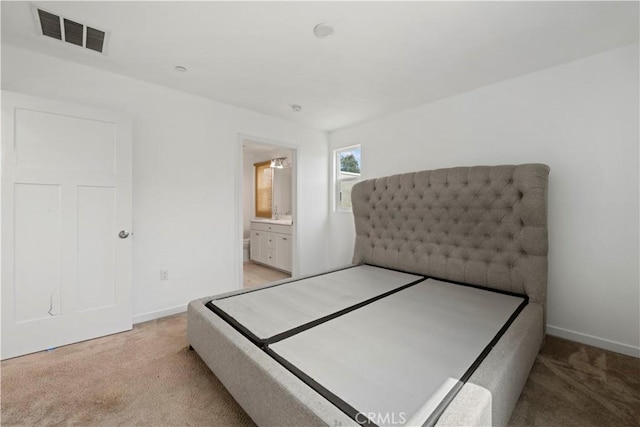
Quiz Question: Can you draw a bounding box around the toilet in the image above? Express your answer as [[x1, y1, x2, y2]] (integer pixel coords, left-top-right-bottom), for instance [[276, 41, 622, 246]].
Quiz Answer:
[[243, 238, 250, 261]]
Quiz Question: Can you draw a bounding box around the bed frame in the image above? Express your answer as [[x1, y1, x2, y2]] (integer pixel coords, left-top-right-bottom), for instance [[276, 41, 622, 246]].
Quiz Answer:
[[188, 164, 549, 426]]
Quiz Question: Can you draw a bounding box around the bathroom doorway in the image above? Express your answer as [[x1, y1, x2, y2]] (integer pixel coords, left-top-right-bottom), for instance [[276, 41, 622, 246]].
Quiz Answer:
[[238, 135, 297, 288]]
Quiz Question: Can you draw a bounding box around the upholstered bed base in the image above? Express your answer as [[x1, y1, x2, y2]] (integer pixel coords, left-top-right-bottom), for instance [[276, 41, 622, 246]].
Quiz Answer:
[[188, 288, 543, 426], [188, 163, 549, 426]]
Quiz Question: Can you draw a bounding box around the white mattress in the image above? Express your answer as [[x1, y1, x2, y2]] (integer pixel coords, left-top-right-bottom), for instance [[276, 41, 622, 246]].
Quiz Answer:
[[209, 265, 422, 341], [268, 279, 525, 426]]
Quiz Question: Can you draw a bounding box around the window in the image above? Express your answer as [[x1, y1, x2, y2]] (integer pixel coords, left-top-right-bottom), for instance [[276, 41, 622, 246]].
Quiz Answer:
[[255, 160, 272, 217], [335, 145, 361, 211]]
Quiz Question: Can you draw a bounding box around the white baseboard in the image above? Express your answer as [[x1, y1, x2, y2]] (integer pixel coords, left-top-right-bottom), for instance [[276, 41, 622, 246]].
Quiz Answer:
[[546, 324, 640, 358], [133, 304, 187, 325]]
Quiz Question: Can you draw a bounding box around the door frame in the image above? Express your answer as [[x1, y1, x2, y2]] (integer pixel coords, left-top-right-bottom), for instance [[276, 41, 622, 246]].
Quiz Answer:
[[236, 134, 299, 288]]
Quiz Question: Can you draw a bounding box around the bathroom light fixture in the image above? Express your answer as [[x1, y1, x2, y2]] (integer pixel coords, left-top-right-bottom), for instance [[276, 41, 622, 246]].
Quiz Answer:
[[174, 65, 188, 72], [270, 157, 289, 169], [313, 23, 334, 39]]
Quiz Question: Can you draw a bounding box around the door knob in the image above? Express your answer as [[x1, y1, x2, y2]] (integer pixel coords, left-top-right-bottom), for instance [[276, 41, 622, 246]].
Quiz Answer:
[[119, 230, 130, 239]]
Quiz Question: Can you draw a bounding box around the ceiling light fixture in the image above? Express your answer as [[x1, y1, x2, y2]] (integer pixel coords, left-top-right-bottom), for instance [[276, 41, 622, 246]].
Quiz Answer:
[[174, 65, 188, 72], [290, 104, 303, 112], [313, 23, 334, 39]]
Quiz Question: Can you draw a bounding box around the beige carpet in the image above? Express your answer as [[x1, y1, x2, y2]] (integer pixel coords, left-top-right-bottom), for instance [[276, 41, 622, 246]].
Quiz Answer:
[[510, 334, 640, 426], [2, 313, 638, 426], [1, 314, 254, 426]]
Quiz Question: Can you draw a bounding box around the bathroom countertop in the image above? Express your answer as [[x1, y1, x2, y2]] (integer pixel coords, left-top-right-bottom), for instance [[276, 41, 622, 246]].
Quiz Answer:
[[251, 218, 293, 226]]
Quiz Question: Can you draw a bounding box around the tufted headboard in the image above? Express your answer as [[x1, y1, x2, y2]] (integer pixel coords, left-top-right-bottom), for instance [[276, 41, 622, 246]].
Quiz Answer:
[[351, 164, 549, 305]]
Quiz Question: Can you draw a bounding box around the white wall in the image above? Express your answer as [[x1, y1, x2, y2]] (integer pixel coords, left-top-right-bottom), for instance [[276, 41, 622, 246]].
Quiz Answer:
[[330, 44, 640, 357], [2, 45, 330, 322]]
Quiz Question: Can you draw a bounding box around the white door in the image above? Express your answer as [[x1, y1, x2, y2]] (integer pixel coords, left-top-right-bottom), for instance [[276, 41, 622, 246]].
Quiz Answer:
[[1, 91, 132, 360]]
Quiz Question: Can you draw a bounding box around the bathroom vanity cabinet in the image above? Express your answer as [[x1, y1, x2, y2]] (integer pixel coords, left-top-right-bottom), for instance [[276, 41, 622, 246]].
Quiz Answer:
[[249, 220, 292, 273]]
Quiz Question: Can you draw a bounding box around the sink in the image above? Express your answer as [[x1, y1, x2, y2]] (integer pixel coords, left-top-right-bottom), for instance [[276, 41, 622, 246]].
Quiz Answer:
[[251, 218, 293, 225]]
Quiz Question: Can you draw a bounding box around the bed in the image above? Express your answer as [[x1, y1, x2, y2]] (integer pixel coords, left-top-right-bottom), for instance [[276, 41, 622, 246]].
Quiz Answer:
[[188, 164, 549, 426]]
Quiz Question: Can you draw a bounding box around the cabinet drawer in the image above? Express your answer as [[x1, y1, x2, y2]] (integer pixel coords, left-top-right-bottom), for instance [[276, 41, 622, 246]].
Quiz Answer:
[[250, 222, 269, 232], [251, 222, 292, 235]]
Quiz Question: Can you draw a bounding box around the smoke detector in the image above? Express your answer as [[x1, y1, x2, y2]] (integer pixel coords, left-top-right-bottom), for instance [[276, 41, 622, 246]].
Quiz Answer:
[[32, 6, 108, 54], [313, 23, 334, 39]]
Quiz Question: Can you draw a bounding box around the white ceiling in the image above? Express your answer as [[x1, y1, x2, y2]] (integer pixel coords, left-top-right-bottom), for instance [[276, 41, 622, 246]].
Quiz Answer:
[[2, 1, 638, 131]]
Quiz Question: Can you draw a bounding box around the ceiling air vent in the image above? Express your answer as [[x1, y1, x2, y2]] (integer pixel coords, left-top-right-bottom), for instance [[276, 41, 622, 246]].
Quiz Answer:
[[86, 27, 106, 52], [37, 9, 62, 40], [35, 8, 107, 53], [63, 19, 83, 47]]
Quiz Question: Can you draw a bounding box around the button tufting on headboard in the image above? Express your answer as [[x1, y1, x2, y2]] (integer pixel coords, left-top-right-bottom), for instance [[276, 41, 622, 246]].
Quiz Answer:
[[351, 164, 549, 305]]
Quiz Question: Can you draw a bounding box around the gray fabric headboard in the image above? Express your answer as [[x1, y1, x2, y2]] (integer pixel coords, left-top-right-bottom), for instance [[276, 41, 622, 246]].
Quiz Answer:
[[351, 164, 549, 305]]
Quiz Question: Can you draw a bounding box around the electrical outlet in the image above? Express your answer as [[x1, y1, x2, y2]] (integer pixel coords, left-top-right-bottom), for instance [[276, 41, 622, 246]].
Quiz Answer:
[[160, 269, 169, 281]]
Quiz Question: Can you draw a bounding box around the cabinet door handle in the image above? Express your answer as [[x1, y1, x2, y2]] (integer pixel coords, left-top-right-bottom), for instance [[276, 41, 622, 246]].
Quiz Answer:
[[282, 238, 288, 241], [255, 233, 259, 236]]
